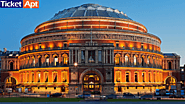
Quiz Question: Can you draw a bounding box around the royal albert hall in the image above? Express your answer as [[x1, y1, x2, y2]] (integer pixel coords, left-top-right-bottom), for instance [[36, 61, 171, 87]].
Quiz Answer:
[[0, 4, 181, 96]]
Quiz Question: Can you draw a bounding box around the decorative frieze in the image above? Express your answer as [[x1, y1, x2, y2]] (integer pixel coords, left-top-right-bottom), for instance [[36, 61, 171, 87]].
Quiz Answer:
[[22, 33, 160, 47]]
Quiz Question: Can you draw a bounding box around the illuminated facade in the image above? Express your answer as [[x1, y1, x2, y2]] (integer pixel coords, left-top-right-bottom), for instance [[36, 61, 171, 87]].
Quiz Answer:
[[0, 4, 182, 96]]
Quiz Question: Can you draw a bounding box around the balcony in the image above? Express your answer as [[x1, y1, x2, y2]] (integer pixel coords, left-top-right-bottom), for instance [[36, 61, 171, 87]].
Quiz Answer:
[[21, 47, 69, 55], [115, 47, 163, 55], [20, 63, 69, 69], [114, 63, 163, 69]]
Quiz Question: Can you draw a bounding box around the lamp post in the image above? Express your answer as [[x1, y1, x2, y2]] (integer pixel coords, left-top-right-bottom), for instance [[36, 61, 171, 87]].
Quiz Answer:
[[74, 62, 78, 96]]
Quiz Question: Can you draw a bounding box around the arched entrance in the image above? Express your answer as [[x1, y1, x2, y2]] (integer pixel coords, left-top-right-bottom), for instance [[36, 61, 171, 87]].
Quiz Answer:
[[5, 77, 17, 90], [165, 76, 176, 89], [83, 72, 101, 92]]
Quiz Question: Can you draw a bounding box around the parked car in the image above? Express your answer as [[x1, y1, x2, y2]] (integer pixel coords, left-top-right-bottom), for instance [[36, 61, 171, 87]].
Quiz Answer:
[[76, 94, 91, 98], [123, 93, 135, 98], [106, 94, 118, 99], [155, 89, 160, 96], [50, 93, 63, 97], [139, 94, 153, 100], [170, 89, 177, 95], [166, 90, 170, 96]]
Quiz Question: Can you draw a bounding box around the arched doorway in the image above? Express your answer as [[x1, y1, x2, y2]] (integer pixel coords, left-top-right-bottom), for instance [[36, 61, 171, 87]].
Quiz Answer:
[[165, 76, 176, 89], [5, 77, 17, 91], [168, 62, 172, 69], [10, 62, 13, 70], [83, 72, 101, 92]]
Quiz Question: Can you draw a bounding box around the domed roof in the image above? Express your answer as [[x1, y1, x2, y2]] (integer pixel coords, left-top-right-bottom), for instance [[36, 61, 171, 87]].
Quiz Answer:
[[50, 4, 132, 20]]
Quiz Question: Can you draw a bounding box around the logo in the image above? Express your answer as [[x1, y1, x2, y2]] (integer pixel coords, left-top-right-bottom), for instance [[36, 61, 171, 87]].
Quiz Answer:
[[23, 0, 39, 8], [0, 0, 39, 8]]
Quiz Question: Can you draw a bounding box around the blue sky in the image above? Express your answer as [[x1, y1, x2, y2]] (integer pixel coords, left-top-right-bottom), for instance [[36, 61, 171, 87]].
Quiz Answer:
[[0, 0, 185, 65]]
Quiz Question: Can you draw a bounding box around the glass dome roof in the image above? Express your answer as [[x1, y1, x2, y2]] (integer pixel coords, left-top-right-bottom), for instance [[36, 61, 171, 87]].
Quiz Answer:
[[50, 4, 132, 20]]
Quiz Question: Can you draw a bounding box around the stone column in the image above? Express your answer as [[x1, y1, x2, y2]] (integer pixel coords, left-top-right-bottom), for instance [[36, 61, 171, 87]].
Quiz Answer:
[[85, 50, 88, 63], [6, 60, 8, 70], [69, 50, 71, 64], [49, 53, 53, 66], [165, 60, 167, 69], [59, 53, 61, 66], [106, 50, 108, 64], [130, 53, 133, 66], [95, 49, 98, 64], [122, 52, 124, 65], [138, 54, 141, 67], [176, 60, 178, 70], [78, 50, 81, 63], [75, 50, 77, 63], [103, 50, 105, 64], [112, 50, 114, 64], [42, 54, 45, 66], [109, 50, 111, 64], [71, 50, 74, 64]]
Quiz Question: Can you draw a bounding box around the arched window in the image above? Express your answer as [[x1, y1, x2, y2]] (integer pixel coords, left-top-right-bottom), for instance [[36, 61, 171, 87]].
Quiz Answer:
[[141, 57, 144, 66], [142, 73, 145, 82], [33, 58, 35, 67], [168, 62, 172, 69], [10, 62, 13, 70], [63, 54, 68, 65], [125, 55, 129, 65], [126, 72, 129, 82], [149, 73, 151, 82], [135, 73, 138, 82], [134, 56, 137, 66], [147, 57, 150, 66], [38, 57, 42, 67], [116, 71, 121, 82], [54, 56, 58, 66], [37, 73, 40, 82], [46, 56, 49, 66], [115, 54, 120, 65]]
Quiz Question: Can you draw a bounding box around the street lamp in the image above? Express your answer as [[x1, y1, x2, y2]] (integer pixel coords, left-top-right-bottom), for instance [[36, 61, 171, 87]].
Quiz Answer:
[[74, 62, 78, 67]]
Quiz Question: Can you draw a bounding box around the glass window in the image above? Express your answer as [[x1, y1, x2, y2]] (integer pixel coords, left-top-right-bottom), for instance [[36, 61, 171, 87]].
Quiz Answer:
[[33, 58, 35, 67], [141, 57, 144, 66], [45, 73, 48, 82], [38, 73, 40, 82], [88, 50, 95, 63], [62, 54, 68, 65], [81, 50, 85, 63], [38, 57, 42, 67], [125, 55, 128, 65], [64, 43, 67, 48], [32, 73, 34, 82], [98, 50, 102, 62], [147, 57, 149, 65], [116, 71, 121, 82], [115, 54, 120, 65], [118, 86, 122, 92], [126, 72, 129, 82], [135, 73, 138, 82], [62, 71, 67, 82], [134, 56, 137, 66], [53, 73, 57, 82], [27, 73, 29, 82], [153, 73, 155, 82], [54, 56, 58, 66], [149, 73, 151, 82], [46, 57, 49, 66], [142, 73, 145, 82], [116, 43, 119, 48]]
